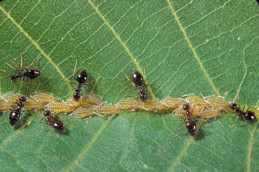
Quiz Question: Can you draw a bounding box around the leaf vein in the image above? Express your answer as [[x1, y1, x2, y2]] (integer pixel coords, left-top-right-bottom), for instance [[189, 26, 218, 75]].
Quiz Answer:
[[166, 0, 220, 96], [0, 6, 72, 91], [88, 0, 156, 100]]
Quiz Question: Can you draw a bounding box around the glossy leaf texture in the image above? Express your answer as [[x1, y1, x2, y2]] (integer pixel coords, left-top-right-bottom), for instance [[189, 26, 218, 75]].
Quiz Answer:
[[0, 0, 258, 171]]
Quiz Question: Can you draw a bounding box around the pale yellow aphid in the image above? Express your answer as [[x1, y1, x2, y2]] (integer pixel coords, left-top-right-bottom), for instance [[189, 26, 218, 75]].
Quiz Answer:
[[66, 96, 92, 108], [2, 92, 21, 105], [161, 97, 186, 110], [205, 96, 230, 112], [83, 93, 104, 105], [198, 108, 222, 119], [140, 99, 169, 112], [184, 95, 211, 108], [93, 104, 121, 115], [24, 99, 45, 110], [31, 92, 59, 105], [117, 98, 141, 110], [0, 96, 5, 102], [0, 101, 13, 111], [46, 102, 75, 114], [175, 105, 204, 117], [73, 107, 95, 118]]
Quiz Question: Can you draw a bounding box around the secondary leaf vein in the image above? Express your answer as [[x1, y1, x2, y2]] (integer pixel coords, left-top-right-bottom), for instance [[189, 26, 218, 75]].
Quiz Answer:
[[88, 0, 156, 100], [166, 0, 220, 96], [0, 6, 72, 91]]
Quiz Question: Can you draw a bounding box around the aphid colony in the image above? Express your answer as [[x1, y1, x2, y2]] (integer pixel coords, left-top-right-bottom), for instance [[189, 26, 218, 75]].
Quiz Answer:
[[0, 57, 257, 137]]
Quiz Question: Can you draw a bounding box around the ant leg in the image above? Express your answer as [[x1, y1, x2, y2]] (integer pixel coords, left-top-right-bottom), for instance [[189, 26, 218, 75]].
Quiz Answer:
[[173, 120, 184, 138], [20, 54, 24, 70], [51, 128, 61, 138], [5, 62, 20, 72], [145, 83, 161, 87], [38, 117, 46, 124], [0, 111, 9, 125], [124, 88, 138, 97], [25, 55, 42, 70], [123, 71, 135, 87], [242, 100, 247, 111], [72, 58, 78, 79], [230, 116, 240, 128], [38, 120, 48, 135]]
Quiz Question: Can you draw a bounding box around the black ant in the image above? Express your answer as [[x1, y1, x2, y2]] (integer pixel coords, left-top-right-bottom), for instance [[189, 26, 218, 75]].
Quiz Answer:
[[9, 96, 26, 126], [124, 69, 148, 102], [68, 58, 89, 101], [174, 104, 197, 137], [229, 103, 257, 123], [182, 104, 197, 137], [73, 69, 88, 101], [39, 110, 65, 133], [5, 55, 41, 82]]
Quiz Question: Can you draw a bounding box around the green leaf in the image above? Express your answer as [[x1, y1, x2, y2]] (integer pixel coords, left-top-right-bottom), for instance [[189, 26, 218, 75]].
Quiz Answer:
[[0, 0, 258, 171]]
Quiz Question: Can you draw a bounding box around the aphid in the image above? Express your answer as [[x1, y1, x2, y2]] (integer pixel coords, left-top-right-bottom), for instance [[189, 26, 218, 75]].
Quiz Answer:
[[83, 93, 104, 105], [73, 107, 95, 118], [161, 97, 186, 110], [124, 70, 149, 102], [6, 55, 41, 82], [2, 92, 21, 105], [0, 101, 13, 111], [182, 104, 197, 137], [117, 98, 141, 111], [198, 108, 222, 119], [9, 96, 26, 126], [40, 110, 65, 133], [24, 99, 45, 110], [140, 99, 169, 112], [66, 96, 92, 108], [31, 92, 59, 105], [93, 104, 121, 115], [0, 96, 5, 102], [46, 102, 75, 114], [205, 96, 230, 112], [184, 95, 211, 108], [229, 103, 257, 122]]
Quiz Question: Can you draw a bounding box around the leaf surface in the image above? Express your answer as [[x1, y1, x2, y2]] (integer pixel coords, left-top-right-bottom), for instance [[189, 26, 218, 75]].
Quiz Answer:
[[0, 0, 258, 171]]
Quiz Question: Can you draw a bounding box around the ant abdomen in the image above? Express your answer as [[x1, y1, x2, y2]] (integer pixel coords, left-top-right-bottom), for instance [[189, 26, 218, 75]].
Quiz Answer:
[[53, 120, 65, 132], [186, 121, 196, 137], [132, 70, 144, 87], [76, 69, 88, 83], [25, 70, 41, 79], [9, 110, 20, 126], [245, 111, 257, 122]]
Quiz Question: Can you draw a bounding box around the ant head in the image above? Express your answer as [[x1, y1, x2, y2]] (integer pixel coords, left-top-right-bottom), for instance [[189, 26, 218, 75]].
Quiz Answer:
[[53, 120, 65, 132], [76, 69, 88, 84], [17, 102, 23, 107], [185, 121, 196, 137], [139, 90, 147, 102], [44, 110, 51, 117], [10, 74, 17, 81], [73, 91, 81, 101], [26, 70, 41, 79], [132, 70, 143, 86], [19, 96, 26, 102], [183, 104, 191, 111], [229, 103, 237, 110], [245, 111, 257, 122]]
